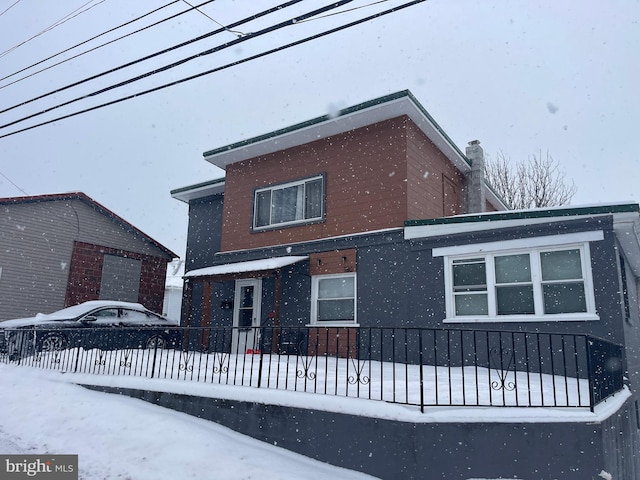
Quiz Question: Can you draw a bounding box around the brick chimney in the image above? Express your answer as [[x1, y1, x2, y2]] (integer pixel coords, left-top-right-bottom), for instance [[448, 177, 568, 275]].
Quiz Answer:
[[465, 140, 486, 214]]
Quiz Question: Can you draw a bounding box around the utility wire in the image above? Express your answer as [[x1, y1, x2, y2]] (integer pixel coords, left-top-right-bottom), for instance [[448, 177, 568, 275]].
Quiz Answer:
[[294, 0, 388, 23], [0, 0, 106, 59], [0, 0, 23, 18], [0, 0, 426, 140], [0, 0, 350, 126], [0, 0, 183, 86], [0, 0, 307, 113], [0, 169, 28, 195], [180, 0, 244, 36]]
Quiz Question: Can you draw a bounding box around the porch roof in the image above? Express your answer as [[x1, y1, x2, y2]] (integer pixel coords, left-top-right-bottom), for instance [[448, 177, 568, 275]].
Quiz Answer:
[[184, 256, 308, 278]]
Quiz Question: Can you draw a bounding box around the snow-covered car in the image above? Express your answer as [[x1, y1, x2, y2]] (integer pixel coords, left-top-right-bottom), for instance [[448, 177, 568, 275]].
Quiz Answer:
[[0, 301, 182, 360]]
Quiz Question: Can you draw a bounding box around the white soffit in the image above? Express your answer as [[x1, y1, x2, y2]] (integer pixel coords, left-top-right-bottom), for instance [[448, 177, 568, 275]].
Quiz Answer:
[[184, 256, 308, 278], [203, 95, 470, 174]]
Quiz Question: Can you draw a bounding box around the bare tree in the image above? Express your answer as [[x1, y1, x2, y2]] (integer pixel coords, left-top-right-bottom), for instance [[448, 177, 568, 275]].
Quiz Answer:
[[485, 151, 576, 209]]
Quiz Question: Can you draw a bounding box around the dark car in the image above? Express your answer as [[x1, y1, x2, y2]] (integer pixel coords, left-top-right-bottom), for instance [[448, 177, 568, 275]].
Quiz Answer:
[[0, 301, 182, 360]]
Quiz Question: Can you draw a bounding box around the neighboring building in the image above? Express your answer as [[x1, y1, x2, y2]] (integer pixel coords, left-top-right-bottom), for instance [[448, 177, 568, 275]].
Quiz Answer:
[[0, 192, 177, 320], [163, 258, 184, 321], [171, 90, 640, 478]]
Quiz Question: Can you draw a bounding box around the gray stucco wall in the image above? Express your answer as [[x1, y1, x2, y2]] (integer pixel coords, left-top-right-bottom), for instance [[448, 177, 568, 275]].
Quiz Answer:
[[185, 195, 223, 272], [83, 384, 639, 479]]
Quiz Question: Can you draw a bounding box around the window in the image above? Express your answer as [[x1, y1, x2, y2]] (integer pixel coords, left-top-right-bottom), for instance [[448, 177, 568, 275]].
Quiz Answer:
[[310, 273, 356, 325], [253, 175, 324, 229], [442, 241, 597, 322]]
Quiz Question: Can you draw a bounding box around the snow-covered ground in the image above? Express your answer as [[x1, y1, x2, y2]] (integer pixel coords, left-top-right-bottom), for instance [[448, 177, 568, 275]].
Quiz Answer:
[[0, 364, 376, 480]]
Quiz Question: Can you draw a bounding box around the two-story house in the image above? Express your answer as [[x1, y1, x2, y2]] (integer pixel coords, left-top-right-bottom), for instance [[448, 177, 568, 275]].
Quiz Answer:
[[171, 90, 640, 478], [171, 91, 505, 347]]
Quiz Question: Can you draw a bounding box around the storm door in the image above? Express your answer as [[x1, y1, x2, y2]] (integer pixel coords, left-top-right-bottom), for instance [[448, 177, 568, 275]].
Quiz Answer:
[[232, 279, 262, 354]]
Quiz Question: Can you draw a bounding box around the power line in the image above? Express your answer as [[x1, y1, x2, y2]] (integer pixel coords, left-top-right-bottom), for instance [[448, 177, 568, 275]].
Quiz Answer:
[[0, 0, 427, 140], [0, 0, 107, 59], [0, 169, 28, 195], [0, 0, 307, 114], [179, 0, 245, 36], [0, 0, 183, 86], [0, 0, 348, 126], [0, 0, 23, 18]]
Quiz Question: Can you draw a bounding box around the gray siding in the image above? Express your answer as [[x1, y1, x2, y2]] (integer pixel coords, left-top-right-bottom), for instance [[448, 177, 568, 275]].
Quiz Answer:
[[185, 195, 223, 272], [0, 198, 171, 320], [0, 201, 76, 319]]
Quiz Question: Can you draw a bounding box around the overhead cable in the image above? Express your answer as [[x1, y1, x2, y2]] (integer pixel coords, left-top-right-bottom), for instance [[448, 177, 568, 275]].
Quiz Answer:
[[0, 0, 106, 59], [180, 0, 245, 36], [0, 0, 183, 86], [0, 0, 23, 18], [0, 0, 308, 113], [0, 0, 351, 126], [0, 0, 427, 140]]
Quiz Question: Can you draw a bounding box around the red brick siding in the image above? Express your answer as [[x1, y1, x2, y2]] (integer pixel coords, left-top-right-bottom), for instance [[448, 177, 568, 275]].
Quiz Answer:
[[405, 121, 464, 219], [220, 118, 410, 252], [307, 327, 358, 358], [65, 241, 167, 313], [309, 249, 357, 276]]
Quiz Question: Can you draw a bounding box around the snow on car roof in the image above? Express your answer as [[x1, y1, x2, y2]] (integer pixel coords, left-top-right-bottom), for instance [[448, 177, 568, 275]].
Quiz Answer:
[[0, 301, 153, 328]]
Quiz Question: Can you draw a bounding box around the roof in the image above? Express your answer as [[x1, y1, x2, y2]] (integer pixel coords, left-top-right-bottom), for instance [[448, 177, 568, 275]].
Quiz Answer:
[[184, 256, 308, 278], [0, 192, 177, 258], [203, 90, 470, 171], [174, 90, 505, 209], [404, 202, 640, 276], [170, 177, 225, 203]]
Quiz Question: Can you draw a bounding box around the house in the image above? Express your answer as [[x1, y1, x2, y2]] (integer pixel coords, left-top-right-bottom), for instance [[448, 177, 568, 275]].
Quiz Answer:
[[170, 90, 640, 478], [0, 192, 177, 320]]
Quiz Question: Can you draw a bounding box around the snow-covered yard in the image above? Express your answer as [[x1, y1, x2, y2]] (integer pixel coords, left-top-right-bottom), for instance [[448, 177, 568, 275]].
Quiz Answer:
[[11, 347, 592, 408], [0, 364, 376, 480]]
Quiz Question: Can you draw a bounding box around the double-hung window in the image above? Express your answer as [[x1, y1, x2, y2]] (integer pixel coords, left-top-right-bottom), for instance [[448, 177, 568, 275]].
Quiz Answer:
[[436, 231, 600, 322], [253, 175, 324, 229], [310, 273, 357, 325]]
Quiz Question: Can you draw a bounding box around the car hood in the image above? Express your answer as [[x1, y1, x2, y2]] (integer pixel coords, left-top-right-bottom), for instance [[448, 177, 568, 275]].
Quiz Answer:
[[0, 314, 75, 329]]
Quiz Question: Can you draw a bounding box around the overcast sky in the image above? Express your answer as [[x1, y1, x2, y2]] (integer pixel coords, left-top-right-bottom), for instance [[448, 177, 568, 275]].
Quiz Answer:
[[0, 0, 638, 257]]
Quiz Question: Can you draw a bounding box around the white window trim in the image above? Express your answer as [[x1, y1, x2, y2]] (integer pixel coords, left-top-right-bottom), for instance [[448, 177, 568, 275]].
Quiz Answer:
[[253, 175, 324, 230], [432, 230, 604, 258], [440, 240, 599, 323], [309, 273, 358, 327]]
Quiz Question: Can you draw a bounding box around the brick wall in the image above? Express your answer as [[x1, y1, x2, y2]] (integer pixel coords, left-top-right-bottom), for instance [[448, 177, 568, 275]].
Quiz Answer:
[[220, 117, 410, 252], [65, 241, 167, 313]]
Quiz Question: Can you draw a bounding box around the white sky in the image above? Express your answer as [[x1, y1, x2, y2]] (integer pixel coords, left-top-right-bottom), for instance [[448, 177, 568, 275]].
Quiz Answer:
[[0, 0, 638, 257]]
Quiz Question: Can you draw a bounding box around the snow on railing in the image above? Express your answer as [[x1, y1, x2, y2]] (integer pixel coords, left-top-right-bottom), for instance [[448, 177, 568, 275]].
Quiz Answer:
[[0, 326, 623, 412]]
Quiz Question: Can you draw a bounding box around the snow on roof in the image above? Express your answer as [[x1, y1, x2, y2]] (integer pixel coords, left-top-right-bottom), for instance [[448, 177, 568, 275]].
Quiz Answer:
[[184, 256, 308, 278]]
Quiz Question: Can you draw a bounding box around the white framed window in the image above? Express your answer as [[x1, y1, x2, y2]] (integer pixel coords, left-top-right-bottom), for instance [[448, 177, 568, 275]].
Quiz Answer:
[[253, 175, 324, 230], [435, 232, 601, 323], [310, 273, 357, 325]]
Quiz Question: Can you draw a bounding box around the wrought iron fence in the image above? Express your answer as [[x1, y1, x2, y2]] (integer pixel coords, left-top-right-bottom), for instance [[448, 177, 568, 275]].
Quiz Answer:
[[0, 325, 624, 412]]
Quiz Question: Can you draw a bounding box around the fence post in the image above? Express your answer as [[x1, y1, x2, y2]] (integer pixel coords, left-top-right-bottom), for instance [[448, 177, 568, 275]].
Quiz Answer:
[[585, 337, 596, 412], [419, 330, 424, 413], [257, 327, 264, 388], [150, 341, 159, 379]]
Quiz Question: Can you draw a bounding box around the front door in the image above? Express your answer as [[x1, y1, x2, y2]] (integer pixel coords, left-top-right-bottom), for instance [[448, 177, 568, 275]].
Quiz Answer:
[[232, 279, 262, 354]]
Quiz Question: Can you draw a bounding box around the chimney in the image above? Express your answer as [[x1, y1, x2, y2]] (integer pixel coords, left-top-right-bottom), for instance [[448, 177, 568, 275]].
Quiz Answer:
[[465, 140, 486, 214]]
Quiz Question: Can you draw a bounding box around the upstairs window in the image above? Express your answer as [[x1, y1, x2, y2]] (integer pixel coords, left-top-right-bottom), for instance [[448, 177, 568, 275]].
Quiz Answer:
[[434, 231, 601, 323], [253, 175, 324, 230]]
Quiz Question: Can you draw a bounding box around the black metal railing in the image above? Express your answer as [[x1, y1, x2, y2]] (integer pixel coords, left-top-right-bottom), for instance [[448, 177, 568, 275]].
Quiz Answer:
[[0, 325, 624, 412]]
